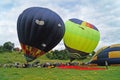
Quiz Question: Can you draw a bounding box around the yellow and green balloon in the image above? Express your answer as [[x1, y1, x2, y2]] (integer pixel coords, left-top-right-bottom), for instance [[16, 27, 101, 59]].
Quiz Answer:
[[63, 18, 100, 61]]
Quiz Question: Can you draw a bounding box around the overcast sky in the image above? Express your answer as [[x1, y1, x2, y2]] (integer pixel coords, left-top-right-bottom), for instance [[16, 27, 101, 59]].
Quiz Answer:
[[0, 0, 120, 51]]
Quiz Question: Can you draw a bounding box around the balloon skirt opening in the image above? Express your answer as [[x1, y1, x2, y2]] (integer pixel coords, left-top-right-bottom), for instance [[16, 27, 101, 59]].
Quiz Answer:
[[24, 54, 36, 62]]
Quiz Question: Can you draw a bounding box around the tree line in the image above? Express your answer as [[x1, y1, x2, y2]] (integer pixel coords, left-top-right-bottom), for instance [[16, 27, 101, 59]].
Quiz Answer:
[[0, 41, 15, 52], [0, 41, 94, 60]]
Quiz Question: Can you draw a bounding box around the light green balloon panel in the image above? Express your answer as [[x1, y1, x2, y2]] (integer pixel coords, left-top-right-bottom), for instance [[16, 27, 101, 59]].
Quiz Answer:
[[63, 18, 100, 55]]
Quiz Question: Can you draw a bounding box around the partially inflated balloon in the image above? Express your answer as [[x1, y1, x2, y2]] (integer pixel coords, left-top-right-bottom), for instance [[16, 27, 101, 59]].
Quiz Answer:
[[90, 44, 120, 66], [17, 7, 65, 62], [63, 18, 100, 60]]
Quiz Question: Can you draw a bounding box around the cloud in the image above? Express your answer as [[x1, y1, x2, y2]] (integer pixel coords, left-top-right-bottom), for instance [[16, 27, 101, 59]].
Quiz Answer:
[[0, 0, 120, 51]]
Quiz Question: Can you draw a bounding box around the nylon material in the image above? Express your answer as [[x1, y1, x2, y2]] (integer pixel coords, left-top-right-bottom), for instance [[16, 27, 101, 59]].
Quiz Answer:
[[41, 9, 64, 51], [64, 29, 97, 52], [45, 26, 60, 51], [86, 42, 96, 53], [83, 26, 92, 52], [21, 9, 35, 44], [69, 18, 83, 24], [44, 16, 65, 51], [24, 9, 35, 44], [95, 46, 108, 56], [65, 21, 79, 34], [110, 44, 120, 48], [19, 14, 27, 43], [17, 7, 65, 62], [74, 35, 84, 51], [29, 19, 37, 45], [96, 47, 110, 58], [83, 39, 93, 52], [22, 44, 43, 58], [35, 50, 41, 56], [91, 58, 120, 65], [63, 32, 72, 48], [90, 54, 98, 63], [80, 27, 99, 52], [89, 40, 99, 52], [108, 58, 120, 64], [87, 29, 100, 52], [29, 9, 45, 45], [20, 7, 64, 51], [33, 25, 42, 46], [65, 45, 88, 56], [22, 9, 32, 44], [20, 44, 26, 54], [65, 22, 90, 39], [66, 21, 87, 38], [35, 12, 50, 46], [81, 22, 86, 26], [64, 31, 79, 47], [81, 22, 93, 29], [65, 32, 75, 47], [65, 35, 93, 53], [98, 52, 109, 59], [79, 25, 99, 41], [89, 42, 98, 52], [83, 40, 99, 52], [17, 14, 23, 42], [65, 38, 98, 53], [77, 35, 90, 52], [64, 28, 98, 53], [64, 19, 100, 55], [33, 9, 54, 50], [44, 13, 61, 50], [50, 32, 63, 51], [48, 27, 65, 51], [109, 51, 120, 58], [81, 21, 98, 31], [86, 27, 100, 41], [100, 47, 120, 55], [94, 32, 100, 41], [90, 60, 99, 64], [93, 56, 97, 60], [21, 16, 26, 43], [110, 47, 120, 51], [86, 23, 93, 28], [65, 20, 98, 41]]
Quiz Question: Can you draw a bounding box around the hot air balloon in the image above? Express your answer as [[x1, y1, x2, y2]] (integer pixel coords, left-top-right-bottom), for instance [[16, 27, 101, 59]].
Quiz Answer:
[[89, 44, 120, 66], [17, 7, 65, 62], [63, 18, 100, 61]]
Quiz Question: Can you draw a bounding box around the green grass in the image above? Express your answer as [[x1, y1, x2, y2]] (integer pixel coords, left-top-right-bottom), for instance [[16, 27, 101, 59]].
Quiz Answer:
[[0, 51, 26, 64], [0, 66, 120, 80], [0, 51, 120, 80], [0, 51, 71, 64]]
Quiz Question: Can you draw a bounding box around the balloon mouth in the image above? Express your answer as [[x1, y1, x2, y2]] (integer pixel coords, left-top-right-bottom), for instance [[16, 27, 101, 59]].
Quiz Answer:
[[24, 54, 36, 62], [20, 43, 46, 62], [64, 45, 89, 56]]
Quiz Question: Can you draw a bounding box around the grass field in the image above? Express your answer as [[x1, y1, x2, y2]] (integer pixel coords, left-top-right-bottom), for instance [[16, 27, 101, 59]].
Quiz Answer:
[[0, 51, 120, 80]]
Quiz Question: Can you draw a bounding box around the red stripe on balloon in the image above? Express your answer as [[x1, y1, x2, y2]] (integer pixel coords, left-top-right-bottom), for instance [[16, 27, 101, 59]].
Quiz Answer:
[[86, 23, 93, 29]]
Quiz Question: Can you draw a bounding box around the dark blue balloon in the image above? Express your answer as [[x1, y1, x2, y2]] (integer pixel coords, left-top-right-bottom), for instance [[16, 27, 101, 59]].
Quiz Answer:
[[17, 7, 65, 62]]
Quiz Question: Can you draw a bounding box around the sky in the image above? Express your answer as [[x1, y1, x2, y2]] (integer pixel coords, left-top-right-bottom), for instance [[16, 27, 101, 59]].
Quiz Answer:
[[0, 0, 120, 51]]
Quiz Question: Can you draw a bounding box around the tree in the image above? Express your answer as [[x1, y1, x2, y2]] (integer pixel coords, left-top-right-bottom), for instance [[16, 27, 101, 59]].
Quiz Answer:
[[46, 49, 70, 60], [3, 41, 14, 51], [0, 45, 4, 52]]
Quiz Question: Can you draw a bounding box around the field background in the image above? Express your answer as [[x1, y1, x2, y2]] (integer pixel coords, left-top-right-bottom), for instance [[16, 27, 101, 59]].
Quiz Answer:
[[0, 51, 120, 80]]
